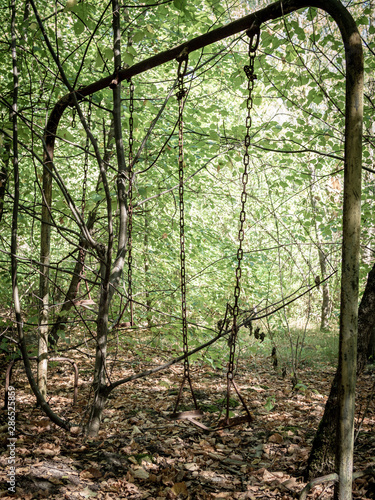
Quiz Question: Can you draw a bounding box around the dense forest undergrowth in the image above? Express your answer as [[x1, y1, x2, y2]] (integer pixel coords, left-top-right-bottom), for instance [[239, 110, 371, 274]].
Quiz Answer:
[[1, 324, 374, 500]]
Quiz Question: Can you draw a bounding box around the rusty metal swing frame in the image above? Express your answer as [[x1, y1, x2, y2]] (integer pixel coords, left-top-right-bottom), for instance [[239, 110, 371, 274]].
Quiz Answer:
[[41, 0, 363, 491], [169, 26, 261, 431]]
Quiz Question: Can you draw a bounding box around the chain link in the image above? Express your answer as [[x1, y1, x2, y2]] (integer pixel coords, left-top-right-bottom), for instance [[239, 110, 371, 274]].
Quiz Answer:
[[77, 97, 93, 299], [71, 107, 76, 128], [81, 96, 92, 218], [128, 80, 134, 324], [172, 54, 200, 414], [177, 56, 190, 379], [227, 27, 260, 387]]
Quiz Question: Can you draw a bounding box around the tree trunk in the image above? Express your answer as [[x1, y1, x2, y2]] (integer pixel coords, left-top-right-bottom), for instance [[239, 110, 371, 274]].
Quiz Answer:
[[49, 122, 115, 347], [86, 0, 129, 436], [305, 261, 375, 480], [309, 164, 332, 331], [144, 203, 153, 329], [87, 258, 110, 437], [10, 0, 69, 432], [0, 143, 10, 224], [48, 246, 85, 347], [38, 137, 52, 399], [319, 249, 331, 331], [367, 327, 375, 361]]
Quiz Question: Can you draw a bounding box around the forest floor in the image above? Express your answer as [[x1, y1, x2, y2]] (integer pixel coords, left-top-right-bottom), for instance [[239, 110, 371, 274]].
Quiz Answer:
[[0, 332, 375, 500]]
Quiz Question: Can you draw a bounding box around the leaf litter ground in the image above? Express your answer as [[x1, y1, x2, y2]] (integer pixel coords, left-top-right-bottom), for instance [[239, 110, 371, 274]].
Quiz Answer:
[[1, 342, 375, 499]]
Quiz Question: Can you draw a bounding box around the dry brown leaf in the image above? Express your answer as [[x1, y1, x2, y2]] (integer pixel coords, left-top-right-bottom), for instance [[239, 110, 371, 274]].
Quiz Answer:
[[131, 425, 142, 435], [261, 469, 277, 482], [69, 426, 81, 435], [184, 463, 199, 471], [80, 467, 102, 479], [172, 481, 188, 495], [282, 477, 299, 489], [149, 473, 160, 483], [268, 433, 283, 444], [250, 385, 266, 392], [35, 442, 60, 456], [132, 467, 149, 480]]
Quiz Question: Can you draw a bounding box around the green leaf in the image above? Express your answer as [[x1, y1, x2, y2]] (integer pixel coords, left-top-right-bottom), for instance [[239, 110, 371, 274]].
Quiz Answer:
[[172, 0, 191, 18], [265, 396, 276, 412], [308, 7, 318, 19], [60, 129, 75, 142], [64, 0, 78, 12], [127, 45, 137, 56], [90, 192, 104, 202], [74, 20, 84, 36], [133, 31, 146, 43], [123, 52, 134, 66], [173, 0, 184, 10], [103, 48, 113, 60], [95, 50, 103, 68], [209, 130, 220, 142]]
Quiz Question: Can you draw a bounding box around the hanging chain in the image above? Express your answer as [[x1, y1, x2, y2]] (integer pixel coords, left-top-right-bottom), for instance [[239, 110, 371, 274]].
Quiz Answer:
[[81, 96, 92, 218], [177, 55, 191, 380], [71, 107, 76, 128], [171, 53, 201, 416], [227, 26, 260, 398], [77, 96, 93, 301], [128, 80, 134, 325]]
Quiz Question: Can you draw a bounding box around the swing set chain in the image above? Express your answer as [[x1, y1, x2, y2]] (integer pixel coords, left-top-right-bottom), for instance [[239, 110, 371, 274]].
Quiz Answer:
[[227, 26, 260, 381], [177, 55, 190, 378], [128, 80, 135, 323], [81, 96, 92, 218]]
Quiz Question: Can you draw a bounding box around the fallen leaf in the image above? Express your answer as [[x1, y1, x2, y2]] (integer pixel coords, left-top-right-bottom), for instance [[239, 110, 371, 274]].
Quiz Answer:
[[184, 463, 199, 471], [35, 442, 60, 456], [80, 486, 98, 498], [282, 477, 299, 489], [269, 433, 283, 444], [69, 426, 81, 435], [80, 467, 102, 479], [132, 467, 149, 480], [172, 481, 188, 495]]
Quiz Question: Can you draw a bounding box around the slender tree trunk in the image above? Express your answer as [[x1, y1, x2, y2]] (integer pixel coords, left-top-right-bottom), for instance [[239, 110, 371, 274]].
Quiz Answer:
[[0, 144, 9, 224], [88, 253, 110, 437], [48, 244, 86, 347], [49, 123, 115, 347], [318, 249, 331, 331], [30, 0, 94, 397], [144, 203, 153, 328], [86, 0, 129, 436], [10, 1, 69, 431], [309, 165, 331, 330], [320, 285, 330, 330], [38, 134, 52, 399], [306, 261, 375, 480]]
